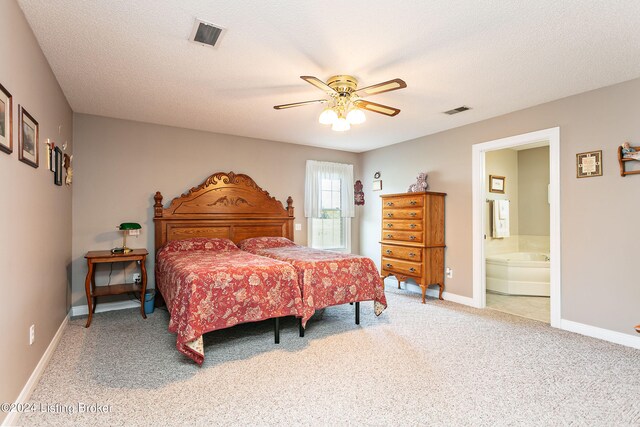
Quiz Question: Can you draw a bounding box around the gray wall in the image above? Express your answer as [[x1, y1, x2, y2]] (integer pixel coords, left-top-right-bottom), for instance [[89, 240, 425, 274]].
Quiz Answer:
[[71, 114, 361, 308], [360, 77, 640, 337], [0, 0, 73, 416], [518, 146, 550, 236]]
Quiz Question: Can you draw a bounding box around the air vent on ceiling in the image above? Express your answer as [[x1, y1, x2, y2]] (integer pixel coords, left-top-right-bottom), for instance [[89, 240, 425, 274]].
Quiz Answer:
[[443, 105, 471, 115], [189, 19, 225, 48]]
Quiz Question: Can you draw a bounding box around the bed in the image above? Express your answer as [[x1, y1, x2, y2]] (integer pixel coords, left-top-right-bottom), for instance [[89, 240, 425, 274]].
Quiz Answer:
[[238, 237, 387, 336], [153, 172, 307, 364], [156, 238, 304, 364]]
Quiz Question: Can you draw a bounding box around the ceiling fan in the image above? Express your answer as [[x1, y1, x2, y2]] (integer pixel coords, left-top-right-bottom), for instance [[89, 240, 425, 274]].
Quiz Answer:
[[274, 75, 407, 131]]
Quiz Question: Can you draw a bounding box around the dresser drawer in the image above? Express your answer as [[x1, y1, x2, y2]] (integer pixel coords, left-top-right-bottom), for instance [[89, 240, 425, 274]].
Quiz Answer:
[[382, 230, 423, 243], [382, 257, 422, 277], [381, 245, 422, 262], [382, 196, 424, 209], [383, 209, 423, 220], [382, 219, 422, 231]]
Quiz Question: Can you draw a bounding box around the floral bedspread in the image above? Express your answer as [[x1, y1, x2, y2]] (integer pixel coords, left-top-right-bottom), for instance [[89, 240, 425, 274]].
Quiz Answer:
[[156, 238, 304, 364], [238, 237, 387, 326]]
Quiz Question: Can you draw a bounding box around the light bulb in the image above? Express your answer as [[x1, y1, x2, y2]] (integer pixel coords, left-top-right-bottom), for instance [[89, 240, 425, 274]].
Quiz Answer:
[[331, 117, 351, 132], [346, 108, 366, 125], [319, 108, 338, 125]]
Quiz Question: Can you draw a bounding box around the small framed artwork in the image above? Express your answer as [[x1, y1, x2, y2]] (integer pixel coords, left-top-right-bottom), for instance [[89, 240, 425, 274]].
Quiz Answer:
[[372, 180, 382, 191], [0, 83, 12, 154], [18, 106, 39, 168], [576, 150, 602, 178], [54, 146, 63, 186], [489, 175, 505, 193]]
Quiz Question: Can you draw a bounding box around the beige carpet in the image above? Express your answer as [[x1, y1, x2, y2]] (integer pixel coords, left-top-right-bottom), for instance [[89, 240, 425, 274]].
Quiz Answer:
[[18, 287, 640, 426]]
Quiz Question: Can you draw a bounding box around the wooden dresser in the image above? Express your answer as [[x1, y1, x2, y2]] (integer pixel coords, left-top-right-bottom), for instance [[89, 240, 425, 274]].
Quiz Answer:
[[380, 191, 446, 303]]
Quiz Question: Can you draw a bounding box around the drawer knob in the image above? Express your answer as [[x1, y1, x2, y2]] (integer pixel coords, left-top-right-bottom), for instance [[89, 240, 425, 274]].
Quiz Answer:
[[410, 224, 416, 229], [386, 234, 393, 239], [386, 202, 394, 206], [409, 267, 416, 273], [387, 213, 393, 218], [387, 223, 393, 228], [409, 200, 417, 206], [409, 252, 416, 257], [410, 212, 417, 217], [386, 263, 393, 268], [410, 236, 416, 240], [386, 249, 392, 255]]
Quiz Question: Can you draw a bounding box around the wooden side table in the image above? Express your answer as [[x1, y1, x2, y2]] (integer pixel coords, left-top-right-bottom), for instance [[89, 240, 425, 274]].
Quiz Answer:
[[84, 249, 148, 327]]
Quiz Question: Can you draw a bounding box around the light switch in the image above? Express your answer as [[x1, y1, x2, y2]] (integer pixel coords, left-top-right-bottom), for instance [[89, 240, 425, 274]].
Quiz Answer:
[[294, 223, 302, 231]]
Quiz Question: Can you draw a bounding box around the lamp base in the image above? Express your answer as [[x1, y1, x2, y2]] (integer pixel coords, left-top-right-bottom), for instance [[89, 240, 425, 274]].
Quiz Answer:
[[111, 247, 133, 254]]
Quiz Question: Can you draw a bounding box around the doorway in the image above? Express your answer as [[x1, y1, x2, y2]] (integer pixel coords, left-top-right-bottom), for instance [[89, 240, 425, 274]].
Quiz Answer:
[[472, 127, 561, 327]]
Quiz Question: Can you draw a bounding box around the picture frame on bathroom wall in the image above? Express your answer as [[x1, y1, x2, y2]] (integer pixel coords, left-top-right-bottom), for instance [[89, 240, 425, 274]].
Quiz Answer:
[[576, 150, 602, 178], [489, 175, 505, 193], [18, 106, 39, 168]]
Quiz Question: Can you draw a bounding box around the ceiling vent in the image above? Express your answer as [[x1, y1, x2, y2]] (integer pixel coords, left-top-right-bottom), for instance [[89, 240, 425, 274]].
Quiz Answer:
[[443, 105, 471, 115], [189, 19, 225, 48]]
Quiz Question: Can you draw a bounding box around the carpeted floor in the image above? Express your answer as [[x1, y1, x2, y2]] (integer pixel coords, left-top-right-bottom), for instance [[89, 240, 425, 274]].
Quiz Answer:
[[18, 287, 640, 426]]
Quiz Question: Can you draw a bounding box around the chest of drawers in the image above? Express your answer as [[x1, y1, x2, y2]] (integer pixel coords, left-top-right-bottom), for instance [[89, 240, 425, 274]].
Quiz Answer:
[[380, 191, 446, 303]]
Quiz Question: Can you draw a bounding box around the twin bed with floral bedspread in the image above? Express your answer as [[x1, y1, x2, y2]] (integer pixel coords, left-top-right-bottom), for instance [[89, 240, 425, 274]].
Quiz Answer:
[[153, 172, 387, 364]]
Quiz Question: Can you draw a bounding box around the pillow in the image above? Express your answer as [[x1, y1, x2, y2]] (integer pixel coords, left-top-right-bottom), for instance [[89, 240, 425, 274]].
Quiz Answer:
[[159, 238, 239, 255], [238, 237, 297, 252]]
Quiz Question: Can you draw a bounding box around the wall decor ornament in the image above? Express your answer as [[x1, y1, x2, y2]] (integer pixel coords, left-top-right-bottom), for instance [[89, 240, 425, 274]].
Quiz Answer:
[[489, 175, 505, 193], [408, 172, 429, 192], [372, 180, 382, 191], [0, 83, 13, 154], [18, 106, 39, 168], [576, 150, 602, 178], [354, 180, 364, 205], [618, 142, 640, 177], [54, 146, 62, 185], [64, 153, 73, 185], [374, 171, 381, 179]]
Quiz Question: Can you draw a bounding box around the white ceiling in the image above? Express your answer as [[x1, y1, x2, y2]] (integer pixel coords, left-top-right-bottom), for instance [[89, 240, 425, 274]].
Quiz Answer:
[[17, 0, 640, 153]]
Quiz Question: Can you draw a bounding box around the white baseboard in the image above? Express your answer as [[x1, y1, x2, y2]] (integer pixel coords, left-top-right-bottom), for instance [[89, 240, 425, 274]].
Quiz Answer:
[[389, 280, 476, 307], [70, 299, 140, 317], [560, 319, 640, 350], [2, 315, 69, 427]]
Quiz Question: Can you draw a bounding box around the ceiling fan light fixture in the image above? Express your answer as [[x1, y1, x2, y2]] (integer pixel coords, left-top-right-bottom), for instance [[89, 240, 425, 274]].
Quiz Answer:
[[319, 107, 338, 125], [346, 108, 366, 125], [331, 117, 350, 132]]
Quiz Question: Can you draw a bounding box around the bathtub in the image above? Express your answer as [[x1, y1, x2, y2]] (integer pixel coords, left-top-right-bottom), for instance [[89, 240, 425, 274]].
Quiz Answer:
[[486, 252, 550, 296]]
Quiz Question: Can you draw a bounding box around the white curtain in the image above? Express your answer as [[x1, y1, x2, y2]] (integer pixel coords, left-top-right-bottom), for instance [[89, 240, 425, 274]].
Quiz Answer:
[[304, 160, 354, 218]]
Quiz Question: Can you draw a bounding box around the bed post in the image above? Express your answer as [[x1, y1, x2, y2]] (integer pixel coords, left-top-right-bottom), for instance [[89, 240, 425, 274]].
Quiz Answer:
[[355, 302, 360, 325], [286, 196, 294, 217], [153, 191, 166, 308], [274, 318, 280, 344], [286, 196, 295, 240], [154, 192, 163, 218]]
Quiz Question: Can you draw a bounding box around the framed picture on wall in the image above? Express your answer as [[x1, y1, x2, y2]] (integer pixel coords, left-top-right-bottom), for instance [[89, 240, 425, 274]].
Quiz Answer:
[[489, 175, 505, 193], [18, 106, 39, 168], [54, 146, 63, 186], [576, 150, 602, 178], [0, 83, 12, 154]]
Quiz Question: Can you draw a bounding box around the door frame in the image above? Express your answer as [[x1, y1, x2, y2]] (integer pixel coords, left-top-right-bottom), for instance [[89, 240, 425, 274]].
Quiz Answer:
[[471, 127, 561, 327]]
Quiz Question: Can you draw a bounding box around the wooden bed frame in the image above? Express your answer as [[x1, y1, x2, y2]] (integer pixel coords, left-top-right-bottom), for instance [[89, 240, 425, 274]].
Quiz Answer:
[[154, 171, 294, 253]]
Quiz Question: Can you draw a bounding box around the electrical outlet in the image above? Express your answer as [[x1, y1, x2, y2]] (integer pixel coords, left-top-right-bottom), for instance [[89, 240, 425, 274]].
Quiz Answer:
[[295, 223, 302, 231], [29, 325, 35, 345], [133, 273, 142, 284], [446, 268, 453, 279]]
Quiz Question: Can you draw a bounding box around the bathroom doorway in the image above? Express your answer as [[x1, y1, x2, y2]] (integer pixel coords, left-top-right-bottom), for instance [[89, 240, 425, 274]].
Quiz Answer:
[[472, 128, 561, 327]]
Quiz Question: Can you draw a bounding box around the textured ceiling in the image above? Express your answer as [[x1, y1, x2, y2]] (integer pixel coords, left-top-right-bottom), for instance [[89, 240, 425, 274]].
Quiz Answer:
[[17, 0, 640, 152]]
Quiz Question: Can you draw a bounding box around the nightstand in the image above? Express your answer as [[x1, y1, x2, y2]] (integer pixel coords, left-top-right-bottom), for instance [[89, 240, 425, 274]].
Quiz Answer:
[[84, 249, 148, 327]]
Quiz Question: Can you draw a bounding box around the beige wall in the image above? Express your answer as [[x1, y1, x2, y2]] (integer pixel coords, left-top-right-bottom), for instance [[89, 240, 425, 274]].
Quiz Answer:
[[360, 77, 640, 337], [518, 146, 550, 236], [0, 0, 73, 417], [485, 148, 519, 253], [71, 114, 360, 308]]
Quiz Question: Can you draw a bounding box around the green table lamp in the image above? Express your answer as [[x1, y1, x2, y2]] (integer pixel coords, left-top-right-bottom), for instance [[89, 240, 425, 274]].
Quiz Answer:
[[111, 222, 141, 254]]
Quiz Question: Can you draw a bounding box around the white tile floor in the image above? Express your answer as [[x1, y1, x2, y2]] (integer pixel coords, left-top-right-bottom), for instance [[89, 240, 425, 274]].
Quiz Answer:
[[486, 292, 550, 323]]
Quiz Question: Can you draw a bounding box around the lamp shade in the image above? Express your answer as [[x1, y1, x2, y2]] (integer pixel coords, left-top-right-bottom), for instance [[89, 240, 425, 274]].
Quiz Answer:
[[346, 108, 366, 125], [119, 222, 141, 230], [319, 108, 338, 125], [331, 117, 350, 132]]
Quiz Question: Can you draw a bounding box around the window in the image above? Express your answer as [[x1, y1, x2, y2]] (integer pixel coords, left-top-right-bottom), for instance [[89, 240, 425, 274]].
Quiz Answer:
[[305, 160, 354, 252]]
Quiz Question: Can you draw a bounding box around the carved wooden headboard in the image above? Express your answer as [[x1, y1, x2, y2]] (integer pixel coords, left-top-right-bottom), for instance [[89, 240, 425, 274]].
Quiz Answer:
[[153, 172, 294, 253]]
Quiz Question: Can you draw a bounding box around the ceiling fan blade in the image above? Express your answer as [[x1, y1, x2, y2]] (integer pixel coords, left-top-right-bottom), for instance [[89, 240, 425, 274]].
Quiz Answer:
[[274, 99, 328, 109], [300, 76, 338, 96], [354, 78, 407, 97], [353, 100, 401, 116]]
